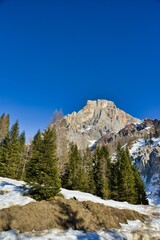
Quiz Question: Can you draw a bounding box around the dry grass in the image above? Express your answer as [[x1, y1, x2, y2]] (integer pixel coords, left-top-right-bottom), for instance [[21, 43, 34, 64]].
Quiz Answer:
[[0, 197, 147, 233]]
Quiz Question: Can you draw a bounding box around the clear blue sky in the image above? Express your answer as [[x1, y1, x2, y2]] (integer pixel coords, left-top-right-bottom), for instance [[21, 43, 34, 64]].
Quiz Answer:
[[0, 0, 160, 140]]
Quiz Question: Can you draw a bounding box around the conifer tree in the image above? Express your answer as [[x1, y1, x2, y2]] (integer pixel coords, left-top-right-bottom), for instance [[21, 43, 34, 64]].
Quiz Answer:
[[0, 120, 26, 179], [118, 147, 136, 203], [66, 143, 88, 191], [111, 145, 136, 203], [26, 127, 61, 200], [0, 114, 10, 177], [110, 161, 119, 200], [8, 121, 21, 179], [16, 131, 26, 179], [83, 147, 95, 194], [134, 167, 148, 205], [26, 130, 42, 183], [0, 133, 10, 177], [93, 146, 110, 199]]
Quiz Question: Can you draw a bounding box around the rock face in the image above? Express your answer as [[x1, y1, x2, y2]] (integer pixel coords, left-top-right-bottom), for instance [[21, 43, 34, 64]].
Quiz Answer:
[[94, 119, 160, 154], [54, 99, 139, 150], [130, 138, 160, 205]]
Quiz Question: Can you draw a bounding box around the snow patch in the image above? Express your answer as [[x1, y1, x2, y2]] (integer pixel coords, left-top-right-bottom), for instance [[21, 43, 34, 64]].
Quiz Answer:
[[129, 139, 146, 155], [88, 139, 97, 147], [0, 177, 35, 210], [61, 188, 152, 215]]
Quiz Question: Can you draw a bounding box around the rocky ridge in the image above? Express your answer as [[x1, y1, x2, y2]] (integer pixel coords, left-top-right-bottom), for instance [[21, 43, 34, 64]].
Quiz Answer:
[[54, 99, 139, 150], [93, 118, 160, 153]]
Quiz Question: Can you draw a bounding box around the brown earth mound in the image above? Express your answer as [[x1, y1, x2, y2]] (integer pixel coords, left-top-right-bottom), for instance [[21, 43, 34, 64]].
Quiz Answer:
[[0, 197, 146, 233]]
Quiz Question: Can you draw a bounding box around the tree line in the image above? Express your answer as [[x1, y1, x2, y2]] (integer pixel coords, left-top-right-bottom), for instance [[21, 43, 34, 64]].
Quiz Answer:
[[63, 143, 148, 204], [0, 113, 148, 204]]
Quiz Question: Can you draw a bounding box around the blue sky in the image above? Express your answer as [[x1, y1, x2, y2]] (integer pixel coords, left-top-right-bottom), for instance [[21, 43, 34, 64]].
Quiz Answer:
[[0, 0, 160, 140]]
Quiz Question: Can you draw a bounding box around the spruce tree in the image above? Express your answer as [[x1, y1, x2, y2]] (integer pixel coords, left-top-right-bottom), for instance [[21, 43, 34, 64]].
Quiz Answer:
[[26, 130, 42, 183], [118, 147, 136, 203], [0, 133, 10, 177], [26, 127, 61, 200], [93, 146, 110, 199], [17, 131, 26, 180], [83, 147, 95, 194], [134, 167, 148, 205], [66, 143, 88, 191], [8, 121, 21, 179], [110, 144, 121, 201]]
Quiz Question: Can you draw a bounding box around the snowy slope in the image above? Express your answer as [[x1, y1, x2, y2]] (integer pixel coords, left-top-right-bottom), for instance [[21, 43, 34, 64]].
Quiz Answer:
[[0, 177, 160, 239], [0, 177, 35, 209], [61, 188, 152, 215], [129, 137, 160, 205]]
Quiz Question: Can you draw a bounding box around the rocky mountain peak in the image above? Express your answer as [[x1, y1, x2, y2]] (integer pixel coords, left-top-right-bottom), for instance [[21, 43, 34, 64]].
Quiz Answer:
[[55, 99, 140, 149], [86, 99, 115, 108]]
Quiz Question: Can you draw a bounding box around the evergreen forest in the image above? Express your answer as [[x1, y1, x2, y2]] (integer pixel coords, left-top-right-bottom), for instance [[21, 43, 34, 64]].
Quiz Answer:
[[0, 114, 148, 204]]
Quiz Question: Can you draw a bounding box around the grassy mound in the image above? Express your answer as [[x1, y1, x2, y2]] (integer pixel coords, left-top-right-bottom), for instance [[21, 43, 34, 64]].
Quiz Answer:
[[0, 196, 146, 233]]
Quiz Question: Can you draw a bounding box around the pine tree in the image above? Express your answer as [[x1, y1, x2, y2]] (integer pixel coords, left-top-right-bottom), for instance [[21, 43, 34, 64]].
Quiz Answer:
[[118, 147, 136, 203], [26, 130, 42, 183], [16, 131, 26, 180], [0, 133, 10, 177], [110, 144, 121, 201], [134, 167, 148, 205], [111, 145, 137, 203], [66, 143, 88, 191], [7, 121, 21, 179], [93, 146, 110, 199], [83, 147, 95, 194], [0, 119, 27, 179], [26, 127, 61, 200], [0, 114, 10, 177]]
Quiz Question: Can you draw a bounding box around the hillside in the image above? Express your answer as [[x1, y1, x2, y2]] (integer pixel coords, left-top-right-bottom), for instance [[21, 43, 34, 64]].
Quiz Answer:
[[1, 177, 160, 240]]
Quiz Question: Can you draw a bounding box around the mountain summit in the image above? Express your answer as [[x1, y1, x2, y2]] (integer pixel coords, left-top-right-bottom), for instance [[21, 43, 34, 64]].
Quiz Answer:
[[54, 99, 139, 149]]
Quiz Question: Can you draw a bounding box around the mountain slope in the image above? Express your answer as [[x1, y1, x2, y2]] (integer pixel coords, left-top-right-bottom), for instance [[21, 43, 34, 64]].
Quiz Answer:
[[93, 118, 160, 153], [130, 137, 160, 205]]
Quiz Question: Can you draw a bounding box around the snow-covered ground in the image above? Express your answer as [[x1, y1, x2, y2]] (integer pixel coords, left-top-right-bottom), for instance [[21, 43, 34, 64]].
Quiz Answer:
[[0, 177, 35, 210], [61, 188, 153, 215], [0, 177, 160, 239]]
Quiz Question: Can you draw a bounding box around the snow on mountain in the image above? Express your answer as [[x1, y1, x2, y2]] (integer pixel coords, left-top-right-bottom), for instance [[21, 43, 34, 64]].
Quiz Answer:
[[129, 137, 160, 205]]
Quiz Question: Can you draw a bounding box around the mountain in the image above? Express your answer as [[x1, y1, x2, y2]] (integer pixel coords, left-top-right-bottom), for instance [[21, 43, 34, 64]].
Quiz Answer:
[[54, 99, 139, 150], [53, 99, 160, 204]]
